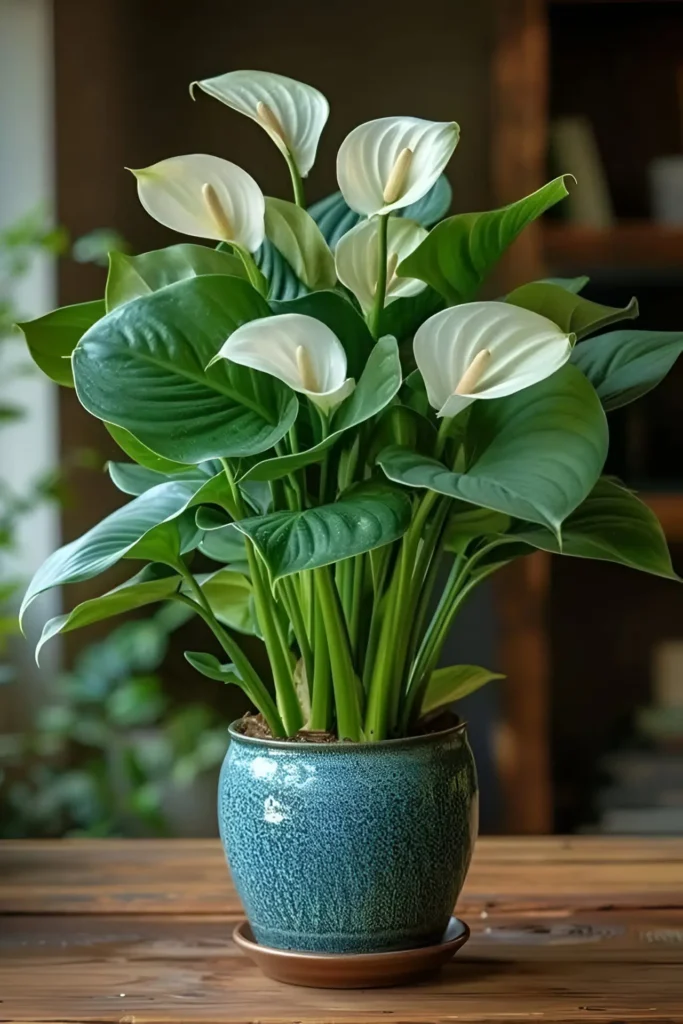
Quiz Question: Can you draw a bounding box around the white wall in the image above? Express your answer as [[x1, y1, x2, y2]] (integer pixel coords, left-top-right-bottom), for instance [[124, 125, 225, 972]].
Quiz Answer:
[[0, 0, 59, 723]]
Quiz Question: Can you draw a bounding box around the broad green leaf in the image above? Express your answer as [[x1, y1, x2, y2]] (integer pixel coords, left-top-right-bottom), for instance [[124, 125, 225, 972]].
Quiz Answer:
[[198, 567, 255, 634], [36, 563, 183, 661], [397, 175, 571, 304], [421, 664, 504, 715], [254, 237, 307, 300], [235, 483, 413, 580], [106, 423, 191, 474], [570, 329, 683, 410], [378, 365, 608, 535], [507, 282, 638, 340], [199, 522, 247, 565], [184, 651, 242, 686], [378, 286, 444, 343], [240, 335, 402, 482], [105, 243, 246, 310], [73, 275, 298, 464], [107, 460, 220, 496], [270, 290, 373, 379], [264, 197, 336, 291], [16, 299, 105, 387], [445, 508, 511, 553], [20, 480, 202, 624], [541, 276, 590, 294], [308, 175, 453, 251], [507, 477, 678, 580]]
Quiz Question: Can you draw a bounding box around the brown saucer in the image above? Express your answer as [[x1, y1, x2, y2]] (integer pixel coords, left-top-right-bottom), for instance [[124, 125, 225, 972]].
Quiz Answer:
[[232, 917, 470, 989]]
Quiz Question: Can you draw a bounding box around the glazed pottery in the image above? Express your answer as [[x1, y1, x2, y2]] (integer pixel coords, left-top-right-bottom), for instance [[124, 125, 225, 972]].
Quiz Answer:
[[218, 720, 478, 954], [232, 916, 470, 988]]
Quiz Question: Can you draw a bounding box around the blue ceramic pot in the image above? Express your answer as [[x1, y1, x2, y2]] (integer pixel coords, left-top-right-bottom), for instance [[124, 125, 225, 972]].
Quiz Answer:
[[218, 721, 478, 954]]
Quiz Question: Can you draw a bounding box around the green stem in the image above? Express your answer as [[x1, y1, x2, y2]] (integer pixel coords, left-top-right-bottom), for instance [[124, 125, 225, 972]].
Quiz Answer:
[[284, 150, 306, 208], [279, 575, 313, 687], [234, 244, 268, 298], [315, 565, 363, 741], [220, 459, 302, 735], [367, 214, 389, 340], [172, 589, 284, 737], [309, 589, 332, 731], [349, 554, 365, 659]]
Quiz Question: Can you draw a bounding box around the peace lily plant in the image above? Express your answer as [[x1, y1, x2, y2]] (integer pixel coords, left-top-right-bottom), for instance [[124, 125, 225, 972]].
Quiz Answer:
[[18, 70, 682, 745]]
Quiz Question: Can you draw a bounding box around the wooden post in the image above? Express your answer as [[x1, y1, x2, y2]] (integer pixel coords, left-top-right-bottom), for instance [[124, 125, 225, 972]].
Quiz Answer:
[[491, 0, 553, 833]]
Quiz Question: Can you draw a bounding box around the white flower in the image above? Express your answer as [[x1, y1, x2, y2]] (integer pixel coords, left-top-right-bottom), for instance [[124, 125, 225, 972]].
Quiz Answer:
[[190, 70, 329, 178], [336, 116, 459, 217], [213, 313, 354, 413], [335, 216, 428, 314], [129, 154, 265, 252], [414, 302, 574, 419]]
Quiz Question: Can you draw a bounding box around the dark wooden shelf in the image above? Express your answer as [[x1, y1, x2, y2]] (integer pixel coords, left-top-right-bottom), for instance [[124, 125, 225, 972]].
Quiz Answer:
[[543, 222, 683, 273]]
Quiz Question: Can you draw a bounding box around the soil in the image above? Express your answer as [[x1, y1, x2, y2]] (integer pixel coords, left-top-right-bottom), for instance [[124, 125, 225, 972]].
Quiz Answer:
[[234, 709, 460, 743]]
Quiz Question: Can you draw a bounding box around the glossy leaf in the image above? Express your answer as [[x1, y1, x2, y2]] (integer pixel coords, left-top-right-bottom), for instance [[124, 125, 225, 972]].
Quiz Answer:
[[507, 282, 638, 340], [507, 477, 678, 579], [308, 175, 453, 251], [421, 664, 504, 715], [397, 175, 571, 304], [197, 567, 255, 634], [378, 364, 608, 535], [235, 483, 413, 579], [73, 275, 298, 464], [264, 197, 336, 291], [240, 335, 402, 482], [184, 651, 242, 687], [541, 275, 590, 294], [17, 300, 105, 387], [35, 564, 183, 661], [20, 481, 202, 625], [570, 329, 683, 410], [105, 423, 190, 474], [199, 523, 247, 565], [254, 236, 308, 301], [105, 243, 246, 310]]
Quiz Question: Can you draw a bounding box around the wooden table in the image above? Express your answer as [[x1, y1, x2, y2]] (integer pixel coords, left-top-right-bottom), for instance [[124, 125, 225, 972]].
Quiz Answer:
[[1, 837, 682, 1023]]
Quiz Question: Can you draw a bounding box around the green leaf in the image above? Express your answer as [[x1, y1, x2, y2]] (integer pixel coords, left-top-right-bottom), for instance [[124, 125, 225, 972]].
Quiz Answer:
[[445, 508, 512, 553], [264, 197, 336, 291], [196, 567, 255, 634], [199, 523, 247, 565], [105, 423, 192, 474], [397, 175, 571, 304], [541, 275, 590, 294], [240, 335, 402, 483], [105, 243, 246, 310], [21, 480, 206, 624], [378, 286, 444, 343], [308, 175, 452, 251], [235, 483, 413, 580], [421, 664, 504, 715], [270, 290, 373, 380], [35, 563, 183, 661], [378, 364, 608, 536], [184, 651, 242, 686], [73, 275, 298, 464], [16, 299, 105, 387], [570, 329, 683, 411], [507, 282, 638, 340], [507, 477, 678, 580], [254, 237, 308, 300]]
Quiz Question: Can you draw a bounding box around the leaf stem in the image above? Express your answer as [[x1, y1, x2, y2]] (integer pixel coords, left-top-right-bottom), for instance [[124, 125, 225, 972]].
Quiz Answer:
[[368, 214, 389, 340], [284, 150, 306, 208], [314, 565, 363, 741]]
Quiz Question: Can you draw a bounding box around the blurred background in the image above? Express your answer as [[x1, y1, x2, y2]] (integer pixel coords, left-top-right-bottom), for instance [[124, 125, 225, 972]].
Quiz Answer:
[[2, 0, 683, 838]]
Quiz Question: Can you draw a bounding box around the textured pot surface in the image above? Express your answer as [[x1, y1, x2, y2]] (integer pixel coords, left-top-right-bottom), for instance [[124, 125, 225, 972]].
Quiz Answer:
[[218, 722, 478, 954]]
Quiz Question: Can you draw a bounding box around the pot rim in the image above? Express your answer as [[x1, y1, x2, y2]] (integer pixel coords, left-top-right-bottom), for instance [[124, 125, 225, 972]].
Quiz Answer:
[[227, 718, 467, 752]]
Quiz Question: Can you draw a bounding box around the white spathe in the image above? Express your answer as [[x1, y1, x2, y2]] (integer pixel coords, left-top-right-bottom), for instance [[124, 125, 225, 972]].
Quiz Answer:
[[414, 301, 574, 419], [215, 313, 355, 413], [191, 70, 329, 178], [335, 217, 428, 314], [336, 116, 460, 217], [130, 154, 265, 252]]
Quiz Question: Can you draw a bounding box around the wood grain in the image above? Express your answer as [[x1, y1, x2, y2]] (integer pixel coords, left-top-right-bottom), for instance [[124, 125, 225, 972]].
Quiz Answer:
[[2, 838, 682, 1023]]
